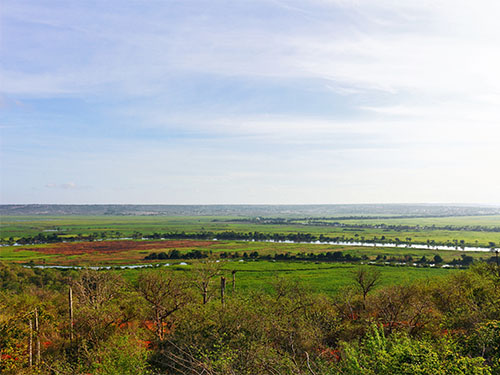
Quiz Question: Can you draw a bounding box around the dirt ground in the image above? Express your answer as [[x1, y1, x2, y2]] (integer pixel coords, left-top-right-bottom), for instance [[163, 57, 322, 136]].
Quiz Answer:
[[18, 240, 217, 256]]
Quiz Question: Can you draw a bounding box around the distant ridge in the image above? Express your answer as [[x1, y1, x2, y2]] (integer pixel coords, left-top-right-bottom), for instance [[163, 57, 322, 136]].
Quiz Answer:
[[1, 204, 500, 217]]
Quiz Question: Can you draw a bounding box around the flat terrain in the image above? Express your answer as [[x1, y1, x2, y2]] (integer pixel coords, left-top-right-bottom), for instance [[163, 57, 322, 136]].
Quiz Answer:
[[116, 260, 456, 295], [0, 238, 493, 266], [22, 240, 216, 255], [1, 214, 498, 265], [2, 215, 500, 244], [0, 213, 496, 295]]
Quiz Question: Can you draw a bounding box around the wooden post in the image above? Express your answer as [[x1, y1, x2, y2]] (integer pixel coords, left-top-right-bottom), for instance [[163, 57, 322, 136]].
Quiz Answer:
[[220, 276, 226, 305], [69, 286, 74, 341], [35, 307, 40, 365], [232, 270, 236, 292], [29, 319, 33, 367]]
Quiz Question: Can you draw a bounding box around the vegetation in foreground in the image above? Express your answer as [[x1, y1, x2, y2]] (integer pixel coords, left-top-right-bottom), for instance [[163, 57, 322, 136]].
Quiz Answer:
[[1, 261, 499, 374]]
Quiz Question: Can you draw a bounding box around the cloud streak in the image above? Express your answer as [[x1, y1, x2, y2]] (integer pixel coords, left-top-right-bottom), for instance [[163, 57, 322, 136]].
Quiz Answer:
[[44, 182, 78, 190], [1, 0, 500, 204]]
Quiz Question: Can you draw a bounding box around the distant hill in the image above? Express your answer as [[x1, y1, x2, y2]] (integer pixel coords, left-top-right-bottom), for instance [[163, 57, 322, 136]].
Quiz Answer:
[[1, 204, 500, 217]]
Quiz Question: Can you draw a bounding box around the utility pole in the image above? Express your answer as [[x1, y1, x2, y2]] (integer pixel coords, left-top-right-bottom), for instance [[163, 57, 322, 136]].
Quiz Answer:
[[69, 286, 74, 341], [35, 307, 40, 365], [29, 319, 33, 367]]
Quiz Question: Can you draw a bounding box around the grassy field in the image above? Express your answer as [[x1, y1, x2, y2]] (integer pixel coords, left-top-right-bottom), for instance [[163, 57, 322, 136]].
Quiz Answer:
[[0, 215, 494, 295], [114, 260, 456, 295], [335, 215, 500, 227], [1, 215, 498, 266], [0, 238, 493, 266], [2, 215, 500, 246]]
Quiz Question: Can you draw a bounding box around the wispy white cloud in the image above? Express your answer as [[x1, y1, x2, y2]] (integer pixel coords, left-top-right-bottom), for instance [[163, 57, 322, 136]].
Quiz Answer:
[[44, 182, 78, 190], [2, 0, 500, 203], [3, 0, 500, 101]]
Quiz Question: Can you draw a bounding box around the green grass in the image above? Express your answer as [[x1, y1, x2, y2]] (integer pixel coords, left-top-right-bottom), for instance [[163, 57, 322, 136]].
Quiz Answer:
[[2, 215, 500, 247], [0, 246, 57, 262], [0, 214, 496, 296], [0, 238, 492, 266], [335, 215, 500, 227], [117, 260, 457, 295]]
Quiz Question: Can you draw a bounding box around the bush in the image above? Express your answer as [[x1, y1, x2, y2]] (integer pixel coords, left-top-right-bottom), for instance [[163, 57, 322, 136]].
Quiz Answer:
[[337, 324, 491, 375], [92, 334, 151, 375]]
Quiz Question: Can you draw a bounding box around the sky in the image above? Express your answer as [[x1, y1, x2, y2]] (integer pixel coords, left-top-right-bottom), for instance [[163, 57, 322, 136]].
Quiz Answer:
[[1, 0, 500, 204]]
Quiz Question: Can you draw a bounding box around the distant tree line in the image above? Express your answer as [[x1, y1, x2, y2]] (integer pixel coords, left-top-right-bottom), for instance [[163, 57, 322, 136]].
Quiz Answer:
[[142, 249, 491, 268], [144, 249, 209, 260], [3, 230, 497, 252], [222, 217, 500, 233]]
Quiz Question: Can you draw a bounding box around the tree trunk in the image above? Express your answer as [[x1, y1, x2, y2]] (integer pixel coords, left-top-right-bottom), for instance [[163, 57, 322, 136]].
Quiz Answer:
[[203, 286, 208, 305], [155, 309, 163, 341], [221, 276, 226, 306]]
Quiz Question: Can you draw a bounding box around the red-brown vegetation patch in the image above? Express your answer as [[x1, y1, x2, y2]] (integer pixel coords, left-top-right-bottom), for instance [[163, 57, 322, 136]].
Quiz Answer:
[[17, 240, 216, 256]]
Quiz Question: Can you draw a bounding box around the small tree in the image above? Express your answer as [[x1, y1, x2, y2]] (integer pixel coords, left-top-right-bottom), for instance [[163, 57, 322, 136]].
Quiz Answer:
[[73, 269, 123, 311], [352, 266, 381, 309], [192, 260, 222, 304], [138, 270, 192, 340], [72, 270, 127, 346], [433, 254, 444, 264]]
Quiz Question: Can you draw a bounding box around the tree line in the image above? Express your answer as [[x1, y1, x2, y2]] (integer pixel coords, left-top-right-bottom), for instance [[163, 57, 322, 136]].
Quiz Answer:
[[224, 217, 500, 233], [1, 261, 499, 374], [4, 230, 497, 250], [142, 249, 492, 268]]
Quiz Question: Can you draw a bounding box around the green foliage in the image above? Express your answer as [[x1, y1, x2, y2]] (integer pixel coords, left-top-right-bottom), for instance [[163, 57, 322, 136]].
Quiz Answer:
[[92, 334, 151, 375], [2, 214, 500, 257], [153, 283, 337, 374], [338, 324, 491, 375], [463, 320, 500, 373], [0, 259, 498, 374], [431, 265, 500, 332], [0, 262, 72, 292]]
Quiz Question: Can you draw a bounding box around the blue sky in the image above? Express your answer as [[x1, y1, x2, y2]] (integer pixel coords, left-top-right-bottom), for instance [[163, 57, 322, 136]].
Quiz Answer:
[[1, 0, 499, 204]]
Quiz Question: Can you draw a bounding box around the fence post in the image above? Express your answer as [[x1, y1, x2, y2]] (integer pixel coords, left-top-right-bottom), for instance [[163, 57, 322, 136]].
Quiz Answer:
[[232, 270, 236, 292]]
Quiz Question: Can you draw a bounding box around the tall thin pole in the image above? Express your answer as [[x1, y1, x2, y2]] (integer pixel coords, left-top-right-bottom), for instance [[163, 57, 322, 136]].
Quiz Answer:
[[29, 319, 33, 367], [232, 270, 236, 292], [69, 286, 74, 341], [35, 307, 40, 365]]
